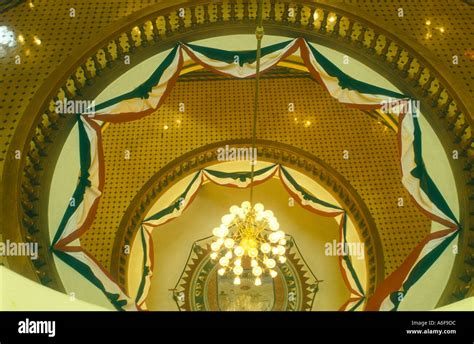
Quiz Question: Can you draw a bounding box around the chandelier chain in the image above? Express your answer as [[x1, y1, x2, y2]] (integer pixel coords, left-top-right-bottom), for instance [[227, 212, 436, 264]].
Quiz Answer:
[[250, 0, 264, 204]]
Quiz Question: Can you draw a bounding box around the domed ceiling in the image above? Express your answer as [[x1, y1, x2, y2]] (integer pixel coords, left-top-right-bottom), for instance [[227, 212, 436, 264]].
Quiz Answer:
[[0, 0, 468, 313], [47, 37, 457, 310]]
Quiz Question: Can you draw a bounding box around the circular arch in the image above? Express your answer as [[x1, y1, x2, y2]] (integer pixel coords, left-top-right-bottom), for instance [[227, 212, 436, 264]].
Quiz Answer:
[[3, 0, 469, 305], [113, 139, 383, 297]]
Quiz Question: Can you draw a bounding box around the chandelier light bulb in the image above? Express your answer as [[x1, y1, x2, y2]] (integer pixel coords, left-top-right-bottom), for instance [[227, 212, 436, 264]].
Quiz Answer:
[[233, 277, 241, 285], [269, 221, 279, 231], [230, 205, 240, 214], [254, 203, 264, 213], [251, 259, 258, 268], [260, 242, 271, 253], [278, 256, 287, 264], [219, 257, 229, 267], [255, 277, 262, 286], [211, 242, 221, 252], [210, 252, 218, 260], [265, 258, 276, 269], [234, 246, 244, 257], [213, 226, 228, 238], [279, 238, 287, 246], [234, 258, 242, 266], [221, 214, 234, 225], [233, 265, 243, 275], [264, 210, 274, 218], [218, 268, 226, 276], [270, 270, 277, 278], [269, 232, 279, 243], [225, 251, 233, 259], [241, 201, 251, 210], [248, 247, 258, 258], [277, 245, 286, 255], [252, 266, 263, 277], [224, 238, 235, 249]]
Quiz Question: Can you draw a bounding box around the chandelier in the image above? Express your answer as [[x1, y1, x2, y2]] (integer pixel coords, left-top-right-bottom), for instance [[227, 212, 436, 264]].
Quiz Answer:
[[210, 201, 287, 286], [209, 0, 287, 286]]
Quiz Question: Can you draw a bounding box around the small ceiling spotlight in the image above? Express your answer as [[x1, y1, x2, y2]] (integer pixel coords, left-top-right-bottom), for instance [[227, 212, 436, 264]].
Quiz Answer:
[[33, 36, 41, 45]]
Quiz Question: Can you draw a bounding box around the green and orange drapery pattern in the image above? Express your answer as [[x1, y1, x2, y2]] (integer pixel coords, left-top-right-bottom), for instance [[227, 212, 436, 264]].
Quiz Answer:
[[51, 37, 460, 311]]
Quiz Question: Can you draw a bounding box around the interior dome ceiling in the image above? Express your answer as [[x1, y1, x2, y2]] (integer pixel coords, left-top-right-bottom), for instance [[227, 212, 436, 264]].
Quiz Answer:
[[0, 1, 466, 309], [41, 26, 462, 310], [79, 65, 430, 278], [0, 0, 473, 318]]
